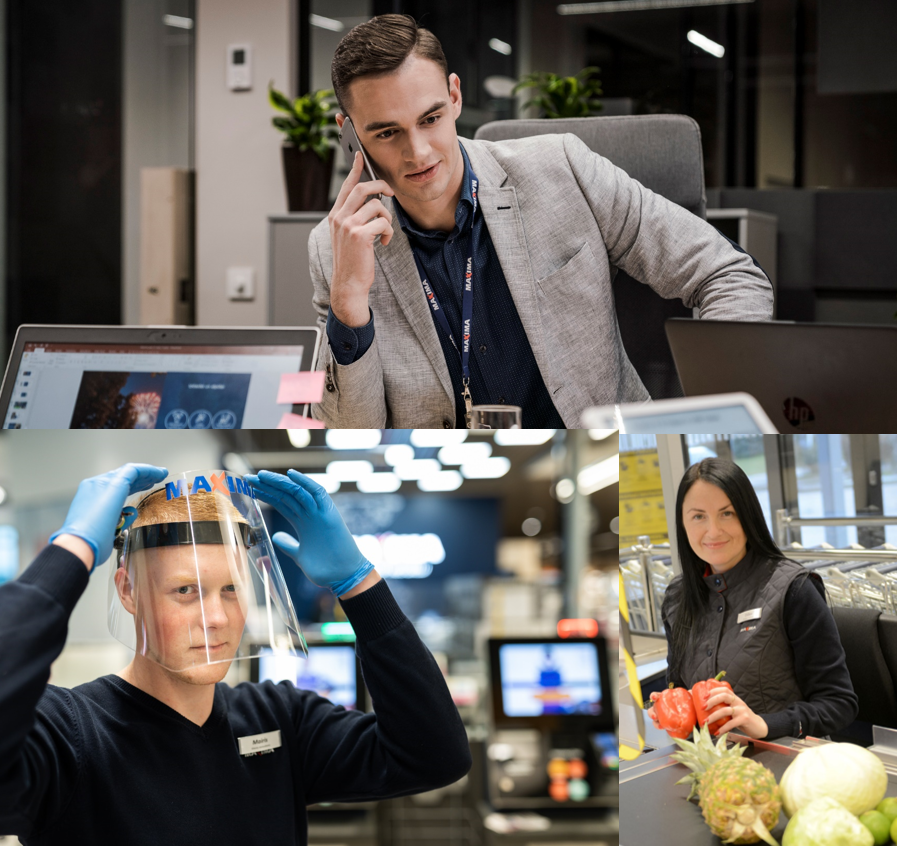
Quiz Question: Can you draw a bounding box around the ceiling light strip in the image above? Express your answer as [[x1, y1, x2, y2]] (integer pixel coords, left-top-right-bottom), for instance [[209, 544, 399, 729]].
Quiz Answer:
[[558, 0, 752, 14]]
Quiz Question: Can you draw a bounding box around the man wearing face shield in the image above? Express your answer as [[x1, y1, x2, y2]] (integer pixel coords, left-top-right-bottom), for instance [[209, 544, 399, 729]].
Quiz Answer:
[[0, 464, 472, 845]]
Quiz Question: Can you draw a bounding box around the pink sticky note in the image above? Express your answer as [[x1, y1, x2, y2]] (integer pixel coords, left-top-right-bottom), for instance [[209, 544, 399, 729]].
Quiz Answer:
[[277, 371, 326, 405], [277, 413, 325, 429]]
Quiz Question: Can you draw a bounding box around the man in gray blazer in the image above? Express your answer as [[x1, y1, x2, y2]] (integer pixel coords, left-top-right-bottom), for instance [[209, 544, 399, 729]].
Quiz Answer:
[[309, 15, 773, 429]]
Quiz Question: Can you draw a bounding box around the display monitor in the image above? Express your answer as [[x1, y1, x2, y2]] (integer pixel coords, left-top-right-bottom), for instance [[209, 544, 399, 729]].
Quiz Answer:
[[253, 642, 364, 711], [488, 636, 612, 731]]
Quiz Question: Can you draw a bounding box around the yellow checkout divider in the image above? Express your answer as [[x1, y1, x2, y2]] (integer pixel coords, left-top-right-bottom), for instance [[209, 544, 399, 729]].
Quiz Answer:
[[619, 570, 645, 761]]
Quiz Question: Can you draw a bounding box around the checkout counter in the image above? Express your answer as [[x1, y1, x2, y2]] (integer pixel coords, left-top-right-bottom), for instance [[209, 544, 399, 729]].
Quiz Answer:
[[479, 635, 619, 845], [622, 701, 897, 846], [253, 632, 618, 845], [619, 642, 897, 846]]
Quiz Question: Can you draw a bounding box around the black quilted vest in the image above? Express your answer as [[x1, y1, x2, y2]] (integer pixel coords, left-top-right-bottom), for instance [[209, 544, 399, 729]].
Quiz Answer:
[[663, 550, 814, 714]]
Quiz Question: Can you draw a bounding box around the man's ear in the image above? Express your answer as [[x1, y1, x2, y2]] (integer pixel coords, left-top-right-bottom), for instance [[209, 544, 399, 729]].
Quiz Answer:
[[336, 113, 345, 129], [115, 565, 137, 616], [448, 73, 462, 117]]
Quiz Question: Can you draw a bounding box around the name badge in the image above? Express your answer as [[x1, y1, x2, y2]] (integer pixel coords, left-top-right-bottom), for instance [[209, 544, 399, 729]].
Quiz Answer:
[[238, 729, 282, 757], [737, 608, 762, 624]]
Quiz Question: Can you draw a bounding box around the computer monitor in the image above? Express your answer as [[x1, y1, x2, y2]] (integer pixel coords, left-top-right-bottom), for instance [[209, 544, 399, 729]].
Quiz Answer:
[[0, 324, 320, 429], [488, 637, 613, 731], [581, 391, 779, 434], [251, 642, 365, 711]]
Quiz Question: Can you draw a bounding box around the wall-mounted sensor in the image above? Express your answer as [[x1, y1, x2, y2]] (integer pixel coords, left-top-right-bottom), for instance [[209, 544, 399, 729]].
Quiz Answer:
[[227, 266, 255, 301], [227, 44, 252, 91]]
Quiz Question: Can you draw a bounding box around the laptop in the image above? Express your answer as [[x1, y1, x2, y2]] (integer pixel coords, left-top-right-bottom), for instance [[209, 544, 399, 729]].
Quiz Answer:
[[581, 392, 779, 434], [1, 325, 320, 429], [666, 319, 897, 432]]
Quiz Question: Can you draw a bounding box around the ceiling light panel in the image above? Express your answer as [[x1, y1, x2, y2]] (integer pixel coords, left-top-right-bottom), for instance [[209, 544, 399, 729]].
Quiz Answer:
[[325, 430, 382, 450], [410, 430, 468, 448], [494, 429, 556, 446], [437, 442, 493, 465], [326, 460, 374, 481], [417, 471, 464, 492]]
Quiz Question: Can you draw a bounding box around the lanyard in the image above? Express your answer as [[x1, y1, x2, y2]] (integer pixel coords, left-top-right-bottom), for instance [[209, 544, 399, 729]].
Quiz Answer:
[[408, 168, 479, 427]]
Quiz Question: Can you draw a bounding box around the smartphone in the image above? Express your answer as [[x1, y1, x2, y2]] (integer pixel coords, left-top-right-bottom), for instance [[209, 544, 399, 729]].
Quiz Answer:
[[339, 117, 381, 202]]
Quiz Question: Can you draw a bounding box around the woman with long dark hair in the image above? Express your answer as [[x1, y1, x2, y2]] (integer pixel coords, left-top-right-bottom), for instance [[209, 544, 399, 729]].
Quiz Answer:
[[647, 458, 857, 740]]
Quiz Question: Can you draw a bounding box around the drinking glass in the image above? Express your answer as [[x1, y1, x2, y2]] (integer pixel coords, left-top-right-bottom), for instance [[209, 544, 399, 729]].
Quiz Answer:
[[469, 405, 522, 429]]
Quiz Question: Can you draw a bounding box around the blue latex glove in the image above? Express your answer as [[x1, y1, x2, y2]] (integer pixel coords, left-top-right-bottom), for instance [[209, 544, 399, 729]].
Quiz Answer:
[[244, 469, 374, 596], [50, 463, 169, 569]]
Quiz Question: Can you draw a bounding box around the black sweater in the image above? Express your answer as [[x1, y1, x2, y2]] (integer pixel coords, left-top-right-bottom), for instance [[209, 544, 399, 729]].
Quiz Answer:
[[0, 545, 472, 845]]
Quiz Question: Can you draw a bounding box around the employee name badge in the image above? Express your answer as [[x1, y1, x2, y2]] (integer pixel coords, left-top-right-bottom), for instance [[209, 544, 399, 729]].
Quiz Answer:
[[238, 729, 282, 757], [737, 608, 762, 625]]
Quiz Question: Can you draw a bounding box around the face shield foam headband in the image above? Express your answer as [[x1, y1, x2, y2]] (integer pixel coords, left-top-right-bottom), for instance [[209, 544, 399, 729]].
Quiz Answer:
[[114, 521, 253, 564]]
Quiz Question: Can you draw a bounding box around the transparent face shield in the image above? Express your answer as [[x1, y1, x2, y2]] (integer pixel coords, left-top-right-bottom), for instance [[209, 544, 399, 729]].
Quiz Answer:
[[108, 470, 308, 672]]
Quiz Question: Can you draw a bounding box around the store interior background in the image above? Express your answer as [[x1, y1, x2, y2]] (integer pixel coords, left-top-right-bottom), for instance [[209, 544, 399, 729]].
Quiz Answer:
[[0, 428, 619, 845], [1, 0, 896, 363]]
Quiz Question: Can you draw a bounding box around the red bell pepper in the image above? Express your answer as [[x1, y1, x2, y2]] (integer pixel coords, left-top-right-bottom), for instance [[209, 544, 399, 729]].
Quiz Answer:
[[652, 684, 697, 739], [691, 671, 733, 736]]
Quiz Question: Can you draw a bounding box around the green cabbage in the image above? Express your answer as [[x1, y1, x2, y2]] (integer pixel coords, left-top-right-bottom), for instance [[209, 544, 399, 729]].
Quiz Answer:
[[782, 797, 873, 846], [780, 743, 888, 817]]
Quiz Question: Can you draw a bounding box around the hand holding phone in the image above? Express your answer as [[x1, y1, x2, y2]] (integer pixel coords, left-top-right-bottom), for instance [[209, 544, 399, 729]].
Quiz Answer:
[[328, 119, 395, 328], [339, 118, 381, 202]]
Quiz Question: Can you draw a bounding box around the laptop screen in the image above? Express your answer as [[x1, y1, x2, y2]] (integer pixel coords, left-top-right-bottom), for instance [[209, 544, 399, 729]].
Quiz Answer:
[[4, 341, 306, 429]]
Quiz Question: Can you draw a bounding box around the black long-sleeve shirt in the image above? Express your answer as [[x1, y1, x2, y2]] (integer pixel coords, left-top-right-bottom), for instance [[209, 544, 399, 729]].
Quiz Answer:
[[0, 545, 472, 845], [665, 573, 857, 740]]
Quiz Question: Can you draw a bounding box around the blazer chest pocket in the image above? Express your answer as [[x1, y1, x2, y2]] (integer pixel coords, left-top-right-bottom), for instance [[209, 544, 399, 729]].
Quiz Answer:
[[536, 242, 595, 295]]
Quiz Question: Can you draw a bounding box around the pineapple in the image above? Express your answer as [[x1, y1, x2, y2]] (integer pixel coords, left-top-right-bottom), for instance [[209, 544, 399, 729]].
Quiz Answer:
[[670, 724, 781, 846]]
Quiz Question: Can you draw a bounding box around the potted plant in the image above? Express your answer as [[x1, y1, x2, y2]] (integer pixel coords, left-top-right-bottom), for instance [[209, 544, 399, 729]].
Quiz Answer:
[[268, 84, 340, 211], [512, 67, 603, 119]]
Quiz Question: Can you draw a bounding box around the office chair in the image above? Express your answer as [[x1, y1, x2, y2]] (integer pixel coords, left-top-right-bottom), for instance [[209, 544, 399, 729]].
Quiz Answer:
[[474, 115, 706, 399], [830, 606, 897, 745]]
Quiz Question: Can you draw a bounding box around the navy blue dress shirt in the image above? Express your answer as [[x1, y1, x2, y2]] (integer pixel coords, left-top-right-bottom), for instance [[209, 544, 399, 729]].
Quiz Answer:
[[326, 143, 564, 429]]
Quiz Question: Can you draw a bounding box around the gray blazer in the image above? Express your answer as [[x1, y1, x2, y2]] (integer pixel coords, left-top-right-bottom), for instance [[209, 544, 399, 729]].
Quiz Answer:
[[308, 132, 773, 428]]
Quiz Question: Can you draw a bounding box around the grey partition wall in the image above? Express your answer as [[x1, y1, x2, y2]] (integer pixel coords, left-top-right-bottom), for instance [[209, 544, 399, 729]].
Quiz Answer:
[[706, 189, 897, 323], [267, 212, 327, 327]]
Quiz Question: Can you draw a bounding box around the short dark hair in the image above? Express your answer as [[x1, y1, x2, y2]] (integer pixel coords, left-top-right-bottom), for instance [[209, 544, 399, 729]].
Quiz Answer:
[[667, 458, 784, 679], [331, 14, 449, 115]]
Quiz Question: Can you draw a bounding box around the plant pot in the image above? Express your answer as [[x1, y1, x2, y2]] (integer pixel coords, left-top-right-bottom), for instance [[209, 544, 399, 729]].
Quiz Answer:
[[282, 145, 334, 212]]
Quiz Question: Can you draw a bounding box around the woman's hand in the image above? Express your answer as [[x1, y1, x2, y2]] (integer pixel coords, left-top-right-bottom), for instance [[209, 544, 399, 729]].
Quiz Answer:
[[703, 686, 769, 739], [646, 692, 663, 730]]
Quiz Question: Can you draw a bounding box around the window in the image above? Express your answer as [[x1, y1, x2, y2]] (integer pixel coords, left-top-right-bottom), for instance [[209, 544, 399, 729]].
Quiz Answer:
[[685, 435, 773, 535]]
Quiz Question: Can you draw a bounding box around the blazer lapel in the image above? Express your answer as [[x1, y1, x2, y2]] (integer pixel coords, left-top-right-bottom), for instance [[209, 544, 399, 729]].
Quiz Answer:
[[374, 198, 454, 403], [462, 140, 551, 385]]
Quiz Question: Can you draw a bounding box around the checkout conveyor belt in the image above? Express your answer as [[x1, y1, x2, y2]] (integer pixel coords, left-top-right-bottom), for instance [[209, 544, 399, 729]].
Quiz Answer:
[[619, 729, 897, 846]]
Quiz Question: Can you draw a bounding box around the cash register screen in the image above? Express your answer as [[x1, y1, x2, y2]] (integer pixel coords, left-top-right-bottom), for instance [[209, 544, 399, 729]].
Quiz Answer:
[[497, 641, 603, 719], [256, 645, 359, 710]]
